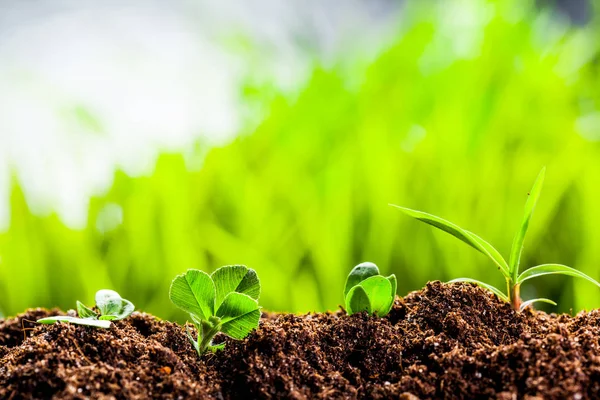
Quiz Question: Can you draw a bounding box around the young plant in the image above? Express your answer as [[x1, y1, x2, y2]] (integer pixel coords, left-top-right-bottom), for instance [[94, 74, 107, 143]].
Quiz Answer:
[[169, 265, 261, 356], [37, 289, 135, 328], [391, 167, 600, 310], [344, 262, 397, 317]]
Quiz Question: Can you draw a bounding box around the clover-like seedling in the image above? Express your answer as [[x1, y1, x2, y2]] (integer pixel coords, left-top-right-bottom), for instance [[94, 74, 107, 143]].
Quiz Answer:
[[37, 289, 135, 328], [344, 262, 397, 317], [391, 167, 600, 310], [169, 265, 261, 356]]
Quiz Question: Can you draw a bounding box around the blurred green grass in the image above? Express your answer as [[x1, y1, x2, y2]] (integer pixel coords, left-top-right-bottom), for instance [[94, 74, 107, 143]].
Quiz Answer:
[[2, 0, 600, 320]]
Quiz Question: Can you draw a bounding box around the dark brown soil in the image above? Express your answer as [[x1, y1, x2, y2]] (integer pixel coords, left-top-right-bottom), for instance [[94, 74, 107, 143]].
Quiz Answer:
[[2, 281, 600, 399]]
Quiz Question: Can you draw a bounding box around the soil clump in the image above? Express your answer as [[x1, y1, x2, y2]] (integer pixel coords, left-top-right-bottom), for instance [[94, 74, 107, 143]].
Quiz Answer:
[[2, 281, 599, 399]]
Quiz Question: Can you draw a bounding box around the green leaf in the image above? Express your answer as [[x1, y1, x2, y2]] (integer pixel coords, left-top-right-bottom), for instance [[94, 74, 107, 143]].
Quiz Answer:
[[448, 278, 509, 302], [361, 276, 394, 316], [209, 343, 226, 352], [508, 167, 545, 279], [76, 301, 97, 319], [211, 265, 260, 309], [391, 205, 509, 276], [520, 298, 557, 310], [94, 290, 134, 320], [169, 269, 216, 320], [517, 264, 600, 287], [387, 274, 397, 302], [346, 285, 371, 315], [185, 325, 200, 354], [37, 316, 112, 329], [95, 290, 124, 316], [216, 292, 261, 340], [98, 298, 135, 321], [344, 262, 380, 297], [114, 299, 135, 320]]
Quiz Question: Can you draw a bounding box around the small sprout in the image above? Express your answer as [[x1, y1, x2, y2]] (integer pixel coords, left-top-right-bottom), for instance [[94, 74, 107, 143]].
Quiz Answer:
[[94, 290, 135, 321], [37, 289, 134, 328], [391, 167, 600, 310], [169, 265, 261, 356], [344, 262, 397, 317]]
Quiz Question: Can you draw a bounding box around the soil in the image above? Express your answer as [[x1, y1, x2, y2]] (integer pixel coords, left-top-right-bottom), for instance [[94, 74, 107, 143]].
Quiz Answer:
[[2, 281, 600, 399]]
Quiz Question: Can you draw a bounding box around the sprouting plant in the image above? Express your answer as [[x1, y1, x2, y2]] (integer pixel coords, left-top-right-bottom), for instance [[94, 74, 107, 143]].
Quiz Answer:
[[169, 265, 261, 356], [391, 167, 600, 310], [344, 262, 397, 317], [37, 289, 135, 328]]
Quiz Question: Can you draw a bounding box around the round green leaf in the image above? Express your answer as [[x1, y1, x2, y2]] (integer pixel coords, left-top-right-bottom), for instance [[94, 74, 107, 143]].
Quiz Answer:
[[384, 274, 397, 315], [346, 285, 371, 315], [344, 262, 380, 297], [216, 292, 261, 340], [211, 265, 261, 309], [95, 290, 123, 316], [99, 299, 135, 321], [169, 269, 216, 319], [358, 275, 393, 316]]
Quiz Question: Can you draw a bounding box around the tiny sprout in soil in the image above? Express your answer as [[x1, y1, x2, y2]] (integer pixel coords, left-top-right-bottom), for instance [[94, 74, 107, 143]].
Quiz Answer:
[[344, 262, 397, 317], [169, 265, 261, 356], [37, 289, 135, 328], [391, 167, 600, 310]]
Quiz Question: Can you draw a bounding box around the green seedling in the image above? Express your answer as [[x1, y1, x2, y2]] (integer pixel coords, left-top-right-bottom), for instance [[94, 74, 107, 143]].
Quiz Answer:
[[344, 262, 397, 317], [37, 289, 134, 328], [391, 167, 600, 310], [169, 265, 261, 356]]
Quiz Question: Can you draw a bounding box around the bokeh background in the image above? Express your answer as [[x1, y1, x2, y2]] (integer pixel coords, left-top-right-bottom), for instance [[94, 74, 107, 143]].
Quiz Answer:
[[1, 0, 600, 321]]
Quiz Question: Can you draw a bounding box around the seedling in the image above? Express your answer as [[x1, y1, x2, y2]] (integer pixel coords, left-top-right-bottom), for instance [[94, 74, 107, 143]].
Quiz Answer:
[[37, 289, 135, 328], [391, 167, 600, 310], [344, 262, 397, 317], [169, 265, 261, 356]]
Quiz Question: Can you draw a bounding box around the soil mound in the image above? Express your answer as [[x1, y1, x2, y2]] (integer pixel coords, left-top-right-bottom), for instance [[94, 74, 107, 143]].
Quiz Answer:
[[2, 282, 600, 399]]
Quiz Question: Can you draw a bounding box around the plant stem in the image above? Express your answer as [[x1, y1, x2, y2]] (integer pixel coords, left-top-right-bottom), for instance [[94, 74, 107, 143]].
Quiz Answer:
[[509, 283, 521, 310], [197, 318, 222, 355]]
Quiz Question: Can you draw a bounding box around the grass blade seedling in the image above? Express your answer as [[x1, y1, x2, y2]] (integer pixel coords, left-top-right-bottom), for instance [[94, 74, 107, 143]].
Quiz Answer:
[[169, 265, 261, 356], [344, 262, 396, 317], [37, 289, 135, 328], [391, 168, 600, 310]]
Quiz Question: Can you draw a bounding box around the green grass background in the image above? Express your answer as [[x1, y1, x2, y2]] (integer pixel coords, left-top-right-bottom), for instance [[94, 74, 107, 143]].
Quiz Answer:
[[2, 0, 600, 320]]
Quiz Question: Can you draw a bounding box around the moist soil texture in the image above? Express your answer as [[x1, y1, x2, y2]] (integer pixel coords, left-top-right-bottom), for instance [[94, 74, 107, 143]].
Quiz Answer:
[[2, 281, 600, 399]]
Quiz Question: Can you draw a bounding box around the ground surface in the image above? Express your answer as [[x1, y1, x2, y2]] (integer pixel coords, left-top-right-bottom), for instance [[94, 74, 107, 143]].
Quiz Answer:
[[1, 281, 600, 399]]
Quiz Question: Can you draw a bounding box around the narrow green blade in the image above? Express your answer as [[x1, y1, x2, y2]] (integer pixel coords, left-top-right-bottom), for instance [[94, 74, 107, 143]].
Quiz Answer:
[[508, 167, 545, 279], [211, 265, 260, 309], [391, 205, 509, 275], [346, 285, 371, 315], [343, 262, 380, 297], [37, 316, 112, 329], [520, 298, 557, 310], [169, 269, 216, 319], [517, 264, 600, 287], [216, 292, 261, 340], [448, 278, 509, 302]]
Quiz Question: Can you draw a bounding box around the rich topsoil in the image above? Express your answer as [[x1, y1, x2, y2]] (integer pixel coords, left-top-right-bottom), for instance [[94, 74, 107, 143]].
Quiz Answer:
[[2, 282, 600, 399]]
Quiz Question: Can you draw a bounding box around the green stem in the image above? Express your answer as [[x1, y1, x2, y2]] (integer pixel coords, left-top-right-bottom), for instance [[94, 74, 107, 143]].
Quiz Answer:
[[197, 317, 222, 355]]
